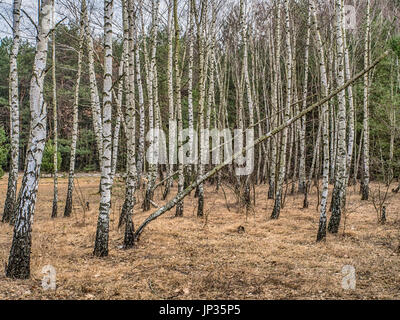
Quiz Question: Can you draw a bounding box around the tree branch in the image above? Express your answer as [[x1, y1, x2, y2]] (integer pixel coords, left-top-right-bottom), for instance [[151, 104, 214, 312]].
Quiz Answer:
[[133, 50, 390, 242]]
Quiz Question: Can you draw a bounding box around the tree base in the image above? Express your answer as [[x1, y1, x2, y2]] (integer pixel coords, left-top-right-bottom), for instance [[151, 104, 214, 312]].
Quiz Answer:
[[271, 193, 281, 219]]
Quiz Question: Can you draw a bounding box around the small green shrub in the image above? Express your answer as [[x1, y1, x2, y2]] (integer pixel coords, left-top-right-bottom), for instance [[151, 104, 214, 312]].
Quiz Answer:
[[0, 126, 9, 178], [390, 36, 400, 57], [42, 139, 61, 173]]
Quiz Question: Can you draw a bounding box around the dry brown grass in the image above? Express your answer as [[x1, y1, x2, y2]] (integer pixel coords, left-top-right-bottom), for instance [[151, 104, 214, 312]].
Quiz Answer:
[[0, 175, 399, 300]]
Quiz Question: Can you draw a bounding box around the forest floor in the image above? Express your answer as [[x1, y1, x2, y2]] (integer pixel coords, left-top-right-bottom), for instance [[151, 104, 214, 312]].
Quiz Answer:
[[0, 174, 399, 300]]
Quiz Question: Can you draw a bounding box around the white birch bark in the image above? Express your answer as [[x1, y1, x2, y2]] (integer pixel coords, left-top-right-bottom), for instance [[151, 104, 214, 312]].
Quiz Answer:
[[163, 2, 174, 199], [64, 3, 85, 218], [122, 0, 137, 248], [268, 0, 281, 200], [310, 0, 330, 241], [174, 0, 184, 217], [2, 0, 22, 224], [143, 0, 160, 211], [94, 0, 114, 257], [328, 0, 348, 234], [51, 4, 58, 218], [361, 0, 371, 200], [135, 20, 145, 182], [271, 0, 290, 220], [110, 61, 124, 185], [196, 0, 209, 217], [83, 0, 103, 159], [298, 7, 311, 194], [342, 0, 355, 180], [6, 0, 53, 279]]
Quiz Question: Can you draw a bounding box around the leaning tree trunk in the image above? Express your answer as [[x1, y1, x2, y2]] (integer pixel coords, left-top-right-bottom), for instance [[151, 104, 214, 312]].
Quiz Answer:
[[64, 4, 84, 218], [132, 51, 389, 241], [94, 0, 113, 257], [2, 0, 22, 224], [6, 0, 53, 279]]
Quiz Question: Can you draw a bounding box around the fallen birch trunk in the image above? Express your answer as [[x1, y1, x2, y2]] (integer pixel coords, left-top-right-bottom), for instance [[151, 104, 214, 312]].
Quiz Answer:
[[134, 50, 389, 242]]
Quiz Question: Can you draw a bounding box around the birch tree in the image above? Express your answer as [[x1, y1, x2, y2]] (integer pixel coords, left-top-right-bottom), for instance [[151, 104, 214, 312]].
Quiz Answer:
[[51, 3, 58, 218], [143, 0, 160, 211], [64, 1, 85, 218], [328, 0, 348, 234], [93, 0, 114, 257], [83, 0, 103, 159], [310, 0, 330, 241], [298, 4, 311, 195], [6, 0, 54, 279], [271, 0, 290, 220], [2, 0, 22, 224], [174, 0, 184, 217], [268, 0, 282, 200], [361, 0, 371, 201], [122, 0, 137, 248], [196, 0, 209, 218]]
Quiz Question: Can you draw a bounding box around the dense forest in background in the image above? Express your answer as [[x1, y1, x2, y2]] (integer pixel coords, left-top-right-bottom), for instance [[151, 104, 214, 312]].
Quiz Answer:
[[0, 0, 399, 178]]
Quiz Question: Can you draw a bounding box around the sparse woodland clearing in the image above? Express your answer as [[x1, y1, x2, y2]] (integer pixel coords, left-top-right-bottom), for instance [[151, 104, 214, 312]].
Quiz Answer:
[[0, 175, 399, 300], [1, 0, 400, 302]]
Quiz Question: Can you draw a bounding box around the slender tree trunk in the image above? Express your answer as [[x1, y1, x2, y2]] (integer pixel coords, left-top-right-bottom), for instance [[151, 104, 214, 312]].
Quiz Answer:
[[136, 17, 145, 185], [310, 0, 330, 241], [299, 6, 311, 194], [361, 0, 371, 200], [196, 0, 209, 217], [174, 0, 184, 217], [342, 0, 355, 181], [187, 0, 195, 188], [328, 0, 348, 234], [83, 0, 103, 160], [271, 0, 290, 220], [2, 0, 22, 224], [143, 0, 160, 211], [64, 4, 85, 218], [110, 62, 124, 185], [240, 0, 254, 213], [51, 4, 58, 218], [268, 1, 281, 200], [122, 0, 137, 249], [94, 0, 114, 257], [164, 2, 174, 200], [6, 0, 53, 279], [118, 0, 131, 229]]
